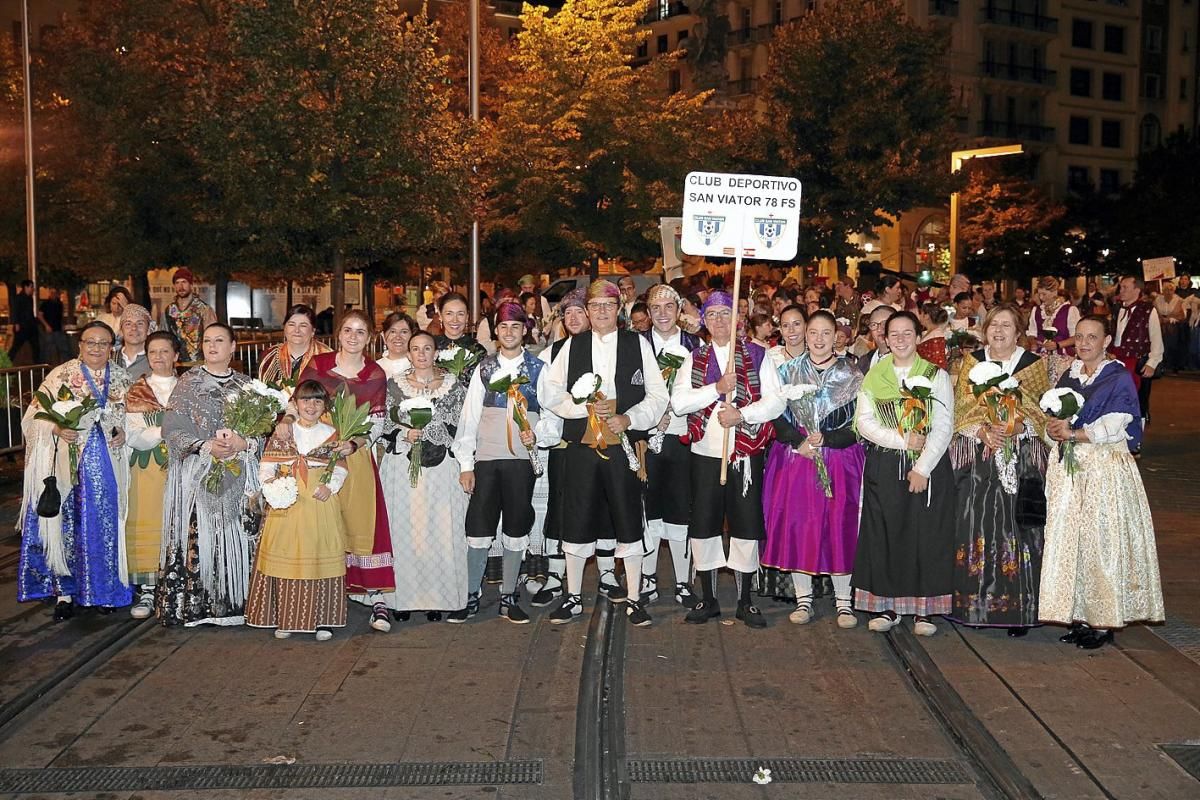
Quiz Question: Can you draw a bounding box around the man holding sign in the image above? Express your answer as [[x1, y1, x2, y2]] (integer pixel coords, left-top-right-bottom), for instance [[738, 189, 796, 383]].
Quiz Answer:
[[670, 291, 785, 628]]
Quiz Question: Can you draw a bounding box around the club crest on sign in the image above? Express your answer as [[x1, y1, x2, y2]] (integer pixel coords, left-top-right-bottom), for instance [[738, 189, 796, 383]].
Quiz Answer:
[[754, 217, 786, 249], [694, 214, 725, 245]]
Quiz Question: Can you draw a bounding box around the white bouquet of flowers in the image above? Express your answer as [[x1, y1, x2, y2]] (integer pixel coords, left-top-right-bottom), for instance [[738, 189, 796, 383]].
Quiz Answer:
[[1039, 387, 1085, 476], [781, 383, 831, 497], [262, 475, 299, 510]]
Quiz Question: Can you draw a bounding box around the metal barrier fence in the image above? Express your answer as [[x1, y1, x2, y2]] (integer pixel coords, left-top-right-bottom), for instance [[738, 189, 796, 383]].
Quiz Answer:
[[0, 365, 52, 456], [0, 334, 385, 456]]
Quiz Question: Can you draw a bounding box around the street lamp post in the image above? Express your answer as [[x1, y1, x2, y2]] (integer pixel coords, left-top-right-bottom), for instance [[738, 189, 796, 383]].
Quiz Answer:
[[949, 144, 1023, 276], [468, 0, 481, 323], [20, 0, 37, 294]]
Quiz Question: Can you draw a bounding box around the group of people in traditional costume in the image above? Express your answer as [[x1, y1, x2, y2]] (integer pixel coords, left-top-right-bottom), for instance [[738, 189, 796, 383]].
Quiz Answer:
[[16, 273, 1165, 651]]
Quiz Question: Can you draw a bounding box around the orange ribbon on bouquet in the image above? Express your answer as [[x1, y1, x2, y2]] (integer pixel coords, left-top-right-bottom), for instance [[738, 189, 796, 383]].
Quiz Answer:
[[582, 391, 620, 457], [506, 384, 532, 457]]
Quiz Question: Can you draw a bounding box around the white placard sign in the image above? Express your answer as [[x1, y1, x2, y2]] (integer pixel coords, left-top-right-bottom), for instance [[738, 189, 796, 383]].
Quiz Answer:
[[1142, 256, 1176, 282], [681, 171, 802, 261]]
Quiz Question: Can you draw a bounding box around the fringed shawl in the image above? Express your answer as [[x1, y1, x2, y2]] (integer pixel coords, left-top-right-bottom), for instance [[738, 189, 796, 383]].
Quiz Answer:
[[258, 340, 331, 386], [953, 349, 1050, 437]]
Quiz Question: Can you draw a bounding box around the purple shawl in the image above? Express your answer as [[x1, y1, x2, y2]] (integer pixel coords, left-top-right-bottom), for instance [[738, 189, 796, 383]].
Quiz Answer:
[[1057, 360, 1142, 452]]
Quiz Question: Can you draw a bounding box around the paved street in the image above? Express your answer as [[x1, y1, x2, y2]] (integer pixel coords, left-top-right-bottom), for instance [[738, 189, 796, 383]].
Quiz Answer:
[[0, 377, 1197, 799]]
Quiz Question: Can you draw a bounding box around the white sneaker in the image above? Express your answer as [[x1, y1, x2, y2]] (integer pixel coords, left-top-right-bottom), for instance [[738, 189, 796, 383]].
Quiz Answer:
[[274, 630, 292, 639], [836, 608, 858, 629], [315, 629, 333, 642], [788, 601, 814, 625], [369, 602, 392, 633], [913, 618, 937, 637], [129, 590, 154, 620], [867, 613, 901, 633]]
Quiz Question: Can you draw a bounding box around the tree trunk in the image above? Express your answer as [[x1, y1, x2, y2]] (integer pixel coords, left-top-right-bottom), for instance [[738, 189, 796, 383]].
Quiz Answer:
[[133, 273, 152, 309], [331, 249, 345, 329], [215, 270, 229, 323], [364, 269, 375, 327], [286, 280, 294, 311]]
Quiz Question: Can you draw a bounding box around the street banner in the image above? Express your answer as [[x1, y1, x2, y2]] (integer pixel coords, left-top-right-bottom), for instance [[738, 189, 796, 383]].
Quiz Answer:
[[681, 171, 801, 483], [681, 172, 802, 261], [1142, 256, 1176, 282]]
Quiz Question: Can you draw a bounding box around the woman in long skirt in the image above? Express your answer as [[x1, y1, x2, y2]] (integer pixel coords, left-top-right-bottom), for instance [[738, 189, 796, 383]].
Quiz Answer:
[[1039, 315, 1164, 649], [298, 310, 393, 632], [762, 310, 864, 628], [124, 331, 180, 618], [370, 331, 470, 619], [852, 311, 956, 637], [949, 304, 1050, 635], [158, 323, 262, 626]]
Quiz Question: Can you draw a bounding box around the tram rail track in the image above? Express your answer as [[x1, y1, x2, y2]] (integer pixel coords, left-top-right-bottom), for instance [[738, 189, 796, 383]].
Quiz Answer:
[[0, 616, 152, 742], [575, 600, 1056, 800]]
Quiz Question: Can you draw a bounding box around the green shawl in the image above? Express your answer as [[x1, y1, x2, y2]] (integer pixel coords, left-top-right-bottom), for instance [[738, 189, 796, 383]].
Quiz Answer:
[[860, 353, 940, 430]]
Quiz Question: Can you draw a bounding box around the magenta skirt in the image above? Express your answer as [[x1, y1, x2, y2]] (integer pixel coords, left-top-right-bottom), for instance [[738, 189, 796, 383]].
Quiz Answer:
[[761, 440, 865, 574]]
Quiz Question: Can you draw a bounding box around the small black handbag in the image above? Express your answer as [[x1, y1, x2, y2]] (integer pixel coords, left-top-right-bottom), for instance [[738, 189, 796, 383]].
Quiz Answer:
[[36, 439, 63, 518], [1014, 473, 1047, 530]]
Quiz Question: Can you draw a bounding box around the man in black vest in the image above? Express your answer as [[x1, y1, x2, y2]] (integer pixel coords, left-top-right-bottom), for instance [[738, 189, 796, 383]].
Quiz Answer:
[[541, 280, 668, 626], [530, 288, 590, 608]]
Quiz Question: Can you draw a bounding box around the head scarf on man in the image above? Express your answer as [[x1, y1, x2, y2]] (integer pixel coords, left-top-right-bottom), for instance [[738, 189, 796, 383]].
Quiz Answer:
[[587, 280, 621, 302], [701, 290, 733, 317], [559, 288, 588, 312], [119, 303, 152, 329], [495, 300, 528, 325], [646, 284, 681, 307]]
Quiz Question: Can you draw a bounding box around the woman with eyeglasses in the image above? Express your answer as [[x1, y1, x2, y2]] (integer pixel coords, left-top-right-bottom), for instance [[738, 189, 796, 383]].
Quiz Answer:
[[296, 310, 395, 632], [18, 321, 132, 621], [852, 311, 956, 637], [158, 323, 261, 626]]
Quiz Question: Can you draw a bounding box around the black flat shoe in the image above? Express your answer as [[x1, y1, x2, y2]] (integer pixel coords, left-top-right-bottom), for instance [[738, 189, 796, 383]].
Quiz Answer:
[[1077, 629, 1114, 650], [53, 600, 74, 622], [1059, 625, 1087, 644], [392, 610, 410, 622], [96, 606, 115, 615], [426, 610, 442, 622], [1007, 626, 1030, 638]]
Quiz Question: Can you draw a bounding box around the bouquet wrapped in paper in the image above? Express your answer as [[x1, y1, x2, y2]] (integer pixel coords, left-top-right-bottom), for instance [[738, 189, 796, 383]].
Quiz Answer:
[[396, 396, 435, 487], [781, 382, 831, 497], [33, 384, 99, 481], [648, 344, 690, 454], [1039, 387, 1085, 476], [485, 365, 543, 476], [203, 380, 288, 493], [898, 374, 935, 463], [570, 372, 640, 473], [967, 360, 1023, 461]]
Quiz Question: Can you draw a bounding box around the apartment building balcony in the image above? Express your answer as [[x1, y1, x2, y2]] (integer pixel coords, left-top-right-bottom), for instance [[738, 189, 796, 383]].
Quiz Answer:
[[727, 77, 759, 95], [979, 61, 1056, 88], [978, 6, 1057, 36], [642, 2, 692, 24], [726, 23, 778, 49], [929, 0, 960, 17], [978, 119, 1055, 143], [493, 1, 523, 16]]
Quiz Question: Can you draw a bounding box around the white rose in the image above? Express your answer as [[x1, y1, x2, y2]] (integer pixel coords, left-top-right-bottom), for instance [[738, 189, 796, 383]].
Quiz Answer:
[[998, 376, 1019, 391], [662, 343, 690, 359], [903, 375, 934, 392], [967, 361, 1004, 386], [570, 372, 601, 401], [397, 396, 435, 413], [51, 400, 82, 417], [262, 475, 299, 509], [436, 346, 461, 362], [247, 379, 271, 396], [1038, 389, 1063, 415]]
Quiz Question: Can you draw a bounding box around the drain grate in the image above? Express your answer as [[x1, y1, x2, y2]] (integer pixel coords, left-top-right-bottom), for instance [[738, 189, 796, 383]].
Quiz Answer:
[[1161, 744, 1200, 783], [0, 760, 542, 794], [626, 757, 970, 784]]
